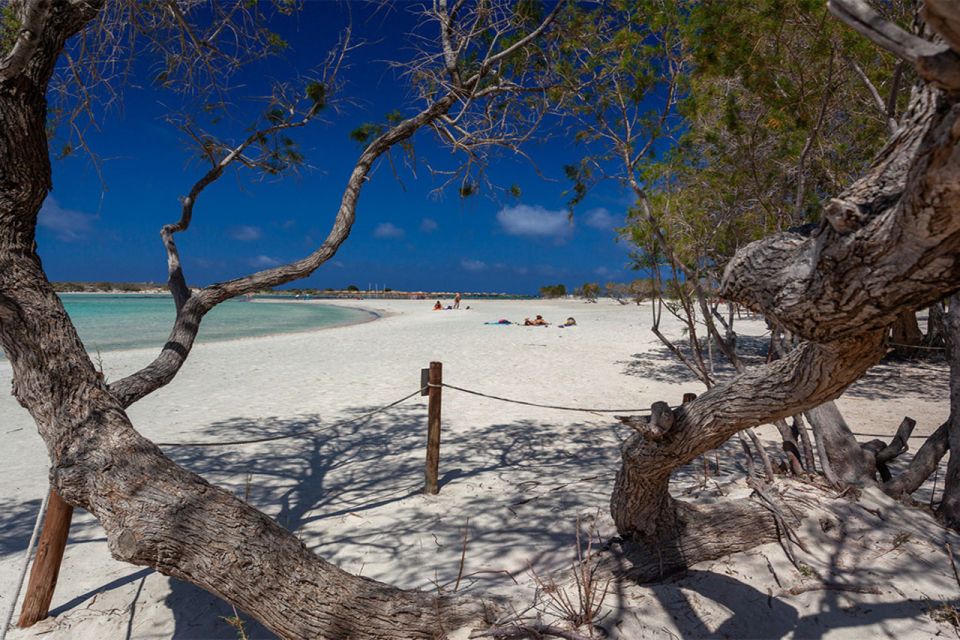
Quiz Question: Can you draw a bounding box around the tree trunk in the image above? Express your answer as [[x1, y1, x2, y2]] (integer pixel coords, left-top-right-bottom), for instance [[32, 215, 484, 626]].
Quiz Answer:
[[0, 267, 485, 638], [612, 6, 960, 565], [884, 421, 949, 499], [774, 418, 806, 475], [794, 414, 817, 473], [891, 310, 924, 350], [926, 300, 948, 347], [804, 402, 876, 484], [938, 293, 960, 527], [0, 4, 486, 636], [612, 333, 885, 571]]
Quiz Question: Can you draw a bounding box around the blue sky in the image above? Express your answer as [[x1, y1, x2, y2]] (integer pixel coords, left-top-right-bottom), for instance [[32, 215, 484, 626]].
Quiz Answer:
[[37, 2, 639, 295]]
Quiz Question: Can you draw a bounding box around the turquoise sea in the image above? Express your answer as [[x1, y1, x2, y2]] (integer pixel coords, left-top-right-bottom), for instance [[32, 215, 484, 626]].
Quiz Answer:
[[10, 294, 372, 356]]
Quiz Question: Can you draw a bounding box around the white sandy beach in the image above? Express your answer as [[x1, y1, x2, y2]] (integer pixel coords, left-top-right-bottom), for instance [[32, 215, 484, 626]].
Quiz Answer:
[[0, 299, 955, 639]]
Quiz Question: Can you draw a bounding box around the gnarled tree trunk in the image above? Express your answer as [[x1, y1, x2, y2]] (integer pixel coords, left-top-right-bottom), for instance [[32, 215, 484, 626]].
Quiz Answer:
[[0, 16, 484, 640], [611, 0, 960, 572]]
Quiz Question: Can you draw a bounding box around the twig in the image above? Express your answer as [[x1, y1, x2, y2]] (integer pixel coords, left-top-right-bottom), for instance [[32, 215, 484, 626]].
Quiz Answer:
[[454, 518, 469, 592], [947, 542, 960, 593], [777, 582, 881, 597]]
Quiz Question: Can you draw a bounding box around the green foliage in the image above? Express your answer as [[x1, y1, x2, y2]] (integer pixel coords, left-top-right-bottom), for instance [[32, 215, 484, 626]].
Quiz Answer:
[[345, 284, 360, 292], [539, 284, 567, 299], [305, 82, 326, 110], [576, 282, 600, 300], [615, 0, 908, 281], [349, 123, 383, 145], [0, 5, 18, 56]]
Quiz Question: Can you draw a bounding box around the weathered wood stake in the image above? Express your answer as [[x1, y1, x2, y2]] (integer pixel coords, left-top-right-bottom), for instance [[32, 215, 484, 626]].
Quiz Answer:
[[18, 489, 73, 627], [424, 361, 442, 495]]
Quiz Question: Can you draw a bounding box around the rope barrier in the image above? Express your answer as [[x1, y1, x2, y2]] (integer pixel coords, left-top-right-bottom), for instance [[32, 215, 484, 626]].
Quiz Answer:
[[435, 382, 655, 414], [1, 488, 50, 640], [156, 388, 426, 448], [154, 381, 661, 450], [888, 342, 946, 351]]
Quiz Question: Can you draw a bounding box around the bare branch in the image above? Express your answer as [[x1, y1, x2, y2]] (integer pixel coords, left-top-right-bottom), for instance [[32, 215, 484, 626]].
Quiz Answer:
[[828, 0, 943, 62]]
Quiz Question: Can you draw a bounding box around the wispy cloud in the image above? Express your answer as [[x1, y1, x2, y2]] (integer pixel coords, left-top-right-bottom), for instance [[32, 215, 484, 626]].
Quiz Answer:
[[249, 255, 281, 268], [420, 218, 438, 233], [594, 266, 612, 277], [585, 207, 617, 230], [38, 196, 97, 242], [496, 204, 572, 239], [460, 258, 487, 272], [374, 222, 404, 239], [229, 225, 262, 241]]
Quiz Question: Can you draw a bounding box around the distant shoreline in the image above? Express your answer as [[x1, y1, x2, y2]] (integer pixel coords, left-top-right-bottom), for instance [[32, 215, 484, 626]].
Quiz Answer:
[[51, 282, 533, 299]]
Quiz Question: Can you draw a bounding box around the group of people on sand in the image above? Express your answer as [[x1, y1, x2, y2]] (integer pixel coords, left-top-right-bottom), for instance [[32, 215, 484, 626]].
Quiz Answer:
[[522, 315, 577, 327], [433, 292, 464, 311]]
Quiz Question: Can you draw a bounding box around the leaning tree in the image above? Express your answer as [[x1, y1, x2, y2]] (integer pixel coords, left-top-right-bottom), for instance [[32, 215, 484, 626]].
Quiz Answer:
[[0, 0, 575, 637], [604, 0, 960, 578], [4, 0, 960, 636]]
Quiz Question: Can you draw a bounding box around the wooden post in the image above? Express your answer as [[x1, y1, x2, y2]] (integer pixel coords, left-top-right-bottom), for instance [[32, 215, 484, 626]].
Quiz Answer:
[[18, 488, 73, 627], [424, 361, 442, 495]]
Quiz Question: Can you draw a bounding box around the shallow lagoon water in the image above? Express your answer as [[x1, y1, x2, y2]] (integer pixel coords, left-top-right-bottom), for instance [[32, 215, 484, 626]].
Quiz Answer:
[[33, 294, 371, 355]]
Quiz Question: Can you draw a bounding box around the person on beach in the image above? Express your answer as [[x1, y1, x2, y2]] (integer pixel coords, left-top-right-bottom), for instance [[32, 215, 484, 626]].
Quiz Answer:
[[523, 315, 548, 326], [433, 300, 443, 310], [560, 317, 577, 327], [454, 292, 461, 309]]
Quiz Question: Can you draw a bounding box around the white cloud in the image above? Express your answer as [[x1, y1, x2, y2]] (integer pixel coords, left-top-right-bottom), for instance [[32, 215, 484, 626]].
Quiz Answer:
[[461, 258, 487, 272], [374, 222, 404, 239], [229, 225, 262, 241], [585, 207, 617, 230], [249, 255, 281, 268], [420, 218, 438, 233], [38, 195, 96, 242], [496, 204, 572, 239], [594, 266, 612, 277]]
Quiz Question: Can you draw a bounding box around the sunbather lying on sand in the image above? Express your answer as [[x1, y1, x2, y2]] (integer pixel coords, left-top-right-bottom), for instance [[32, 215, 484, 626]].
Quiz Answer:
[[523, 315, 548, 326]]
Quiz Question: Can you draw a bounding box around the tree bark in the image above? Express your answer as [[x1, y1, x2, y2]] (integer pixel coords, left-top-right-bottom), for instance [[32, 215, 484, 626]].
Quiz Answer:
[[891, 310, 924, 350], [938, 293, 960, 527], [612, 6, 960, 569], [612, 333, 885, 558], [884, 421, 949, 498], [804, 402, 876, 484], [0, 2, 507, 637]]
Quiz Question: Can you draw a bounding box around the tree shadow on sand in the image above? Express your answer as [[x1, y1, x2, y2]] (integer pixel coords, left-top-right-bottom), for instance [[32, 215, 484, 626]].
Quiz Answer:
[[618, 336, 772, 386], [48, 391, 957, 638], [152, 402, 624, 638]]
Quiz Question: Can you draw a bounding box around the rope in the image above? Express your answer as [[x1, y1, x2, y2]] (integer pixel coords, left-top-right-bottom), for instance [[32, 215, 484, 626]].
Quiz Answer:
[[1, 488, 50, 640], [888, 342, 946, 351], [436, 383, 655, 414], [156, 388, 426, 448]]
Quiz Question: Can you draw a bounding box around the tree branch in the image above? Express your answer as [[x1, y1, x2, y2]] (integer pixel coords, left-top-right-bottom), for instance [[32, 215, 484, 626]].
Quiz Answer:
[[109, 92, 458, 408], [722, 85, 960, 342]]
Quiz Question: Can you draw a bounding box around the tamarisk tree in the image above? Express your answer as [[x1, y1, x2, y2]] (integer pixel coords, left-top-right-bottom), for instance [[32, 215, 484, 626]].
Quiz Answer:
[[0, 1, 572, 636], [602, 0, 960, 577]]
